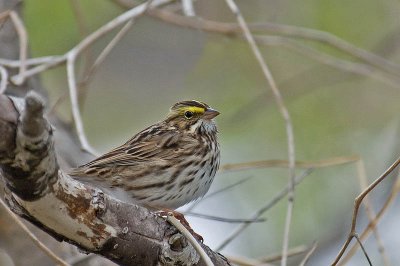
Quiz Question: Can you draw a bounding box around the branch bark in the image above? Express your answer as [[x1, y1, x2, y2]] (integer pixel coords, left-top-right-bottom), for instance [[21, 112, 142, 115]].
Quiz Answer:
[[0, 92, 230, 265]]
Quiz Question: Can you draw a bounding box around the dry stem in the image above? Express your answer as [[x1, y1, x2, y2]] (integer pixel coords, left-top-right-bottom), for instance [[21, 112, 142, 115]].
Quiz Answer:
[[215, 169, 313, 251], [222, 1, 296, 265], [331, 156, 400, 265], [8, 11, 27, 85], [339, 171, 400, 265]]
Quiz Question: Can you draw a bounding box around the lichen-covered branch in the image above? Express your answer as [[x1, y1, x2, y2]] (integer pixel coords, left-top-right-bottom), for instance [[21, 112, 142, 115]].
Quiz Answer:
[[0, 92, 230, 265]]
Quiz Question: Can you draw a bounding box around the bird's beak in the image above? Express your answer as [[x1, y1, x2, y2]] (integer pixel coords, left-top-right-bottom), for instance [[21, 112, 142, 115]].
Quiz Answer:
[[203, 108, 220, 119]]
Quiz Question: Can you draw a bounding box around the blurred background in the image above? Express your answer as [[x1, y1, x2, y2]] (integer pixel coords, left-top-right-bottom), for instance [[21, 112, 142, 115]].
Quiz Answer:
[[3, 0, 400, 265]]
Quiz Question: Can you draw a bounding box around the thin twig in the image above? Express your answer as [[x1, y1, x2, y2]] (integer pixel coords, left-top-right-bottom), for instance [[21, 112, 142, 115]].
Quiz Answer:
[[331, 156, 400, 265], [355, 160, 390, 265], [185, 176, 253, 212], [261, 245, 309, 263], [78, 19, 135, 89], [145, 8, 400, 78], [70, 0, 90, 40], [112, 0, 141, 9], [185, 212, 265, 223], [354, 234, 373, 266], [299, 241, 317, 266], [66, 55, 98, 155], [69, 0, 94, 108], [11, 55, 67, 84], [0, 56, 63, 68], [221, 156, 359, 172], [340, 171, 400, 265], [254, 36, 400, 89], [8, 11, 28, 86], [166, 215, 214, 266], [222, 2, 296, 265], [249, 23, 400, 77], [227, 245, 310, 266], [0, 65, 8, 94], [215, 169, 313, 251], [181, 0, 195, 16], [225, 255, 273, 266], [0, 198, 69, 266]]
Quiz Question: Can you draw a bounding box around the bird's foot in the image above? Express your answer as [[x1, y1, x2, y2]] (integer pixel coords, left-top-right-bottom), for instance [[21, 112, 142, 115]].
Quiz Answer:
[[156, 209, 204, 243]]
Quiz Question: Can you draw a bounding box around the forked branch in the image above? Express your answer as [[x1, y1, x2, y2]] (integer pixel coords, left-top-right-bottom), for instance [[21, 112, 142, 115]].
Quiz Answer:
[[331, 156, 400, 265]]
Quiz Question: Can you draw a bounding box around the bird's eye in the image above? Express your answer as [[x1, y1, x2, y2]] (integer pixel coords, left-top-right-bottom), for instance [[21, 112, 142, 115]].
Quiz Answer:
[[184, 111, 194, 119]]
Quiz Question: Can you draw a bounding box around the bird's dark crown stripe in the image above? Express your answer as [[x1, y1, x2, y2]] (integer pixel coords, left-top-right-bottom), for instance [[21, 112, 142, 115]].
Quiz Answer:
[[173, 100, 209, 109]]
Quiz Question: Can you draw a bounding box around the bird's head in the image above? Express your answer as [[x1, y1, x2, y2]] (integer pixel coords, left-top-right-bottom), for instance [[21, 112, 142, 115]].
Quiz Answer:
[[166, 100, 220, 133]]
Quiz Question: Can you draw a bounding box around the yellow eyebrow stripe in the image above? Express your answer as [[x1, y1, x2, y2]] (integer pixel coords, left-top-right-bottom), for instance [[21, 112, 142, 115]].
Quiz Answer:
[[184, 106, 205, 114]]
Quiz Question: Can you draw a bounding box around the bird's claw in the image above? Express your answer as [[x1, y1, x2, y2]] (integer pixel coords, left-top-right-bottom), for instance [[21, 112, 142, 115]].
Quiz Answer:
[[156, 209, 204, 243]]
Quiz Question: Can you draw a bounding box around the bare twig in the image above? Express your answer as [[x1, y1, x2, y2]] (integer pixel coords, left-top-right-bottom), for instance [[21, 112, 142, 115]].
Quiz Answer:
[[261, 245, 309, 263], [355, 160, 390, 265], [221, 156, 359, 172], [181, 0, 195, 16], [215, 169, 313, 251], [340, 171, 400, 265], [166, 214, 214, 266], [69, 0, 90, 40], [10, 56, 67, 84], [112, 0, 141, 9], [78, 19, 135, 89], [254, 36, 400, 89], [354, 234, 373, 266], [0, 198, 69, 266], [225, 255, 272, 266], [66, 55, 98, 155], [0, 56, 63, 68], [222, 2, 296, 265], [145, 9, 400, 79], [299, 241, 318, 266], [69, 0, 91, 61], [0, 65, 8, 94], [8, 11, 27, 86], [250, 23, 400, 77], [185, 212, 265, 223], [227, 245, 310, 266], [332, 156, 400, 265], [69, 0, 93, 107]]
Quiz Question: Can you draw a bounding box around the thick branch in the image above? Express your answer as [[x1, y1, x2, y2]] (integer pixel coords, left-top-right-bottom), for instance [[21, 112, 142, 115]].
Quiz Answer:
[[0, 92, 230, 266]]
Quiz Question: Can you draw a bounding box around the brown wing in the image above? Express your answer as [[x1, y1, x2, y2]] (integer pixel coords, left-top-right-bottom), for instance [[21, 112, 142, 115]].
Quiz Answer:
[[69, 123, 195, 176]]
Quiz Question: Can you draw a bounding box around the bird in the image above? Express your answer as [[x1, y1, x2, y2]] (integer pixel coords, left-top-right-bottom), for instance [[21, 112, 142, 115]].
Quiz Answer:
[[69, 100, 220, 213]]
